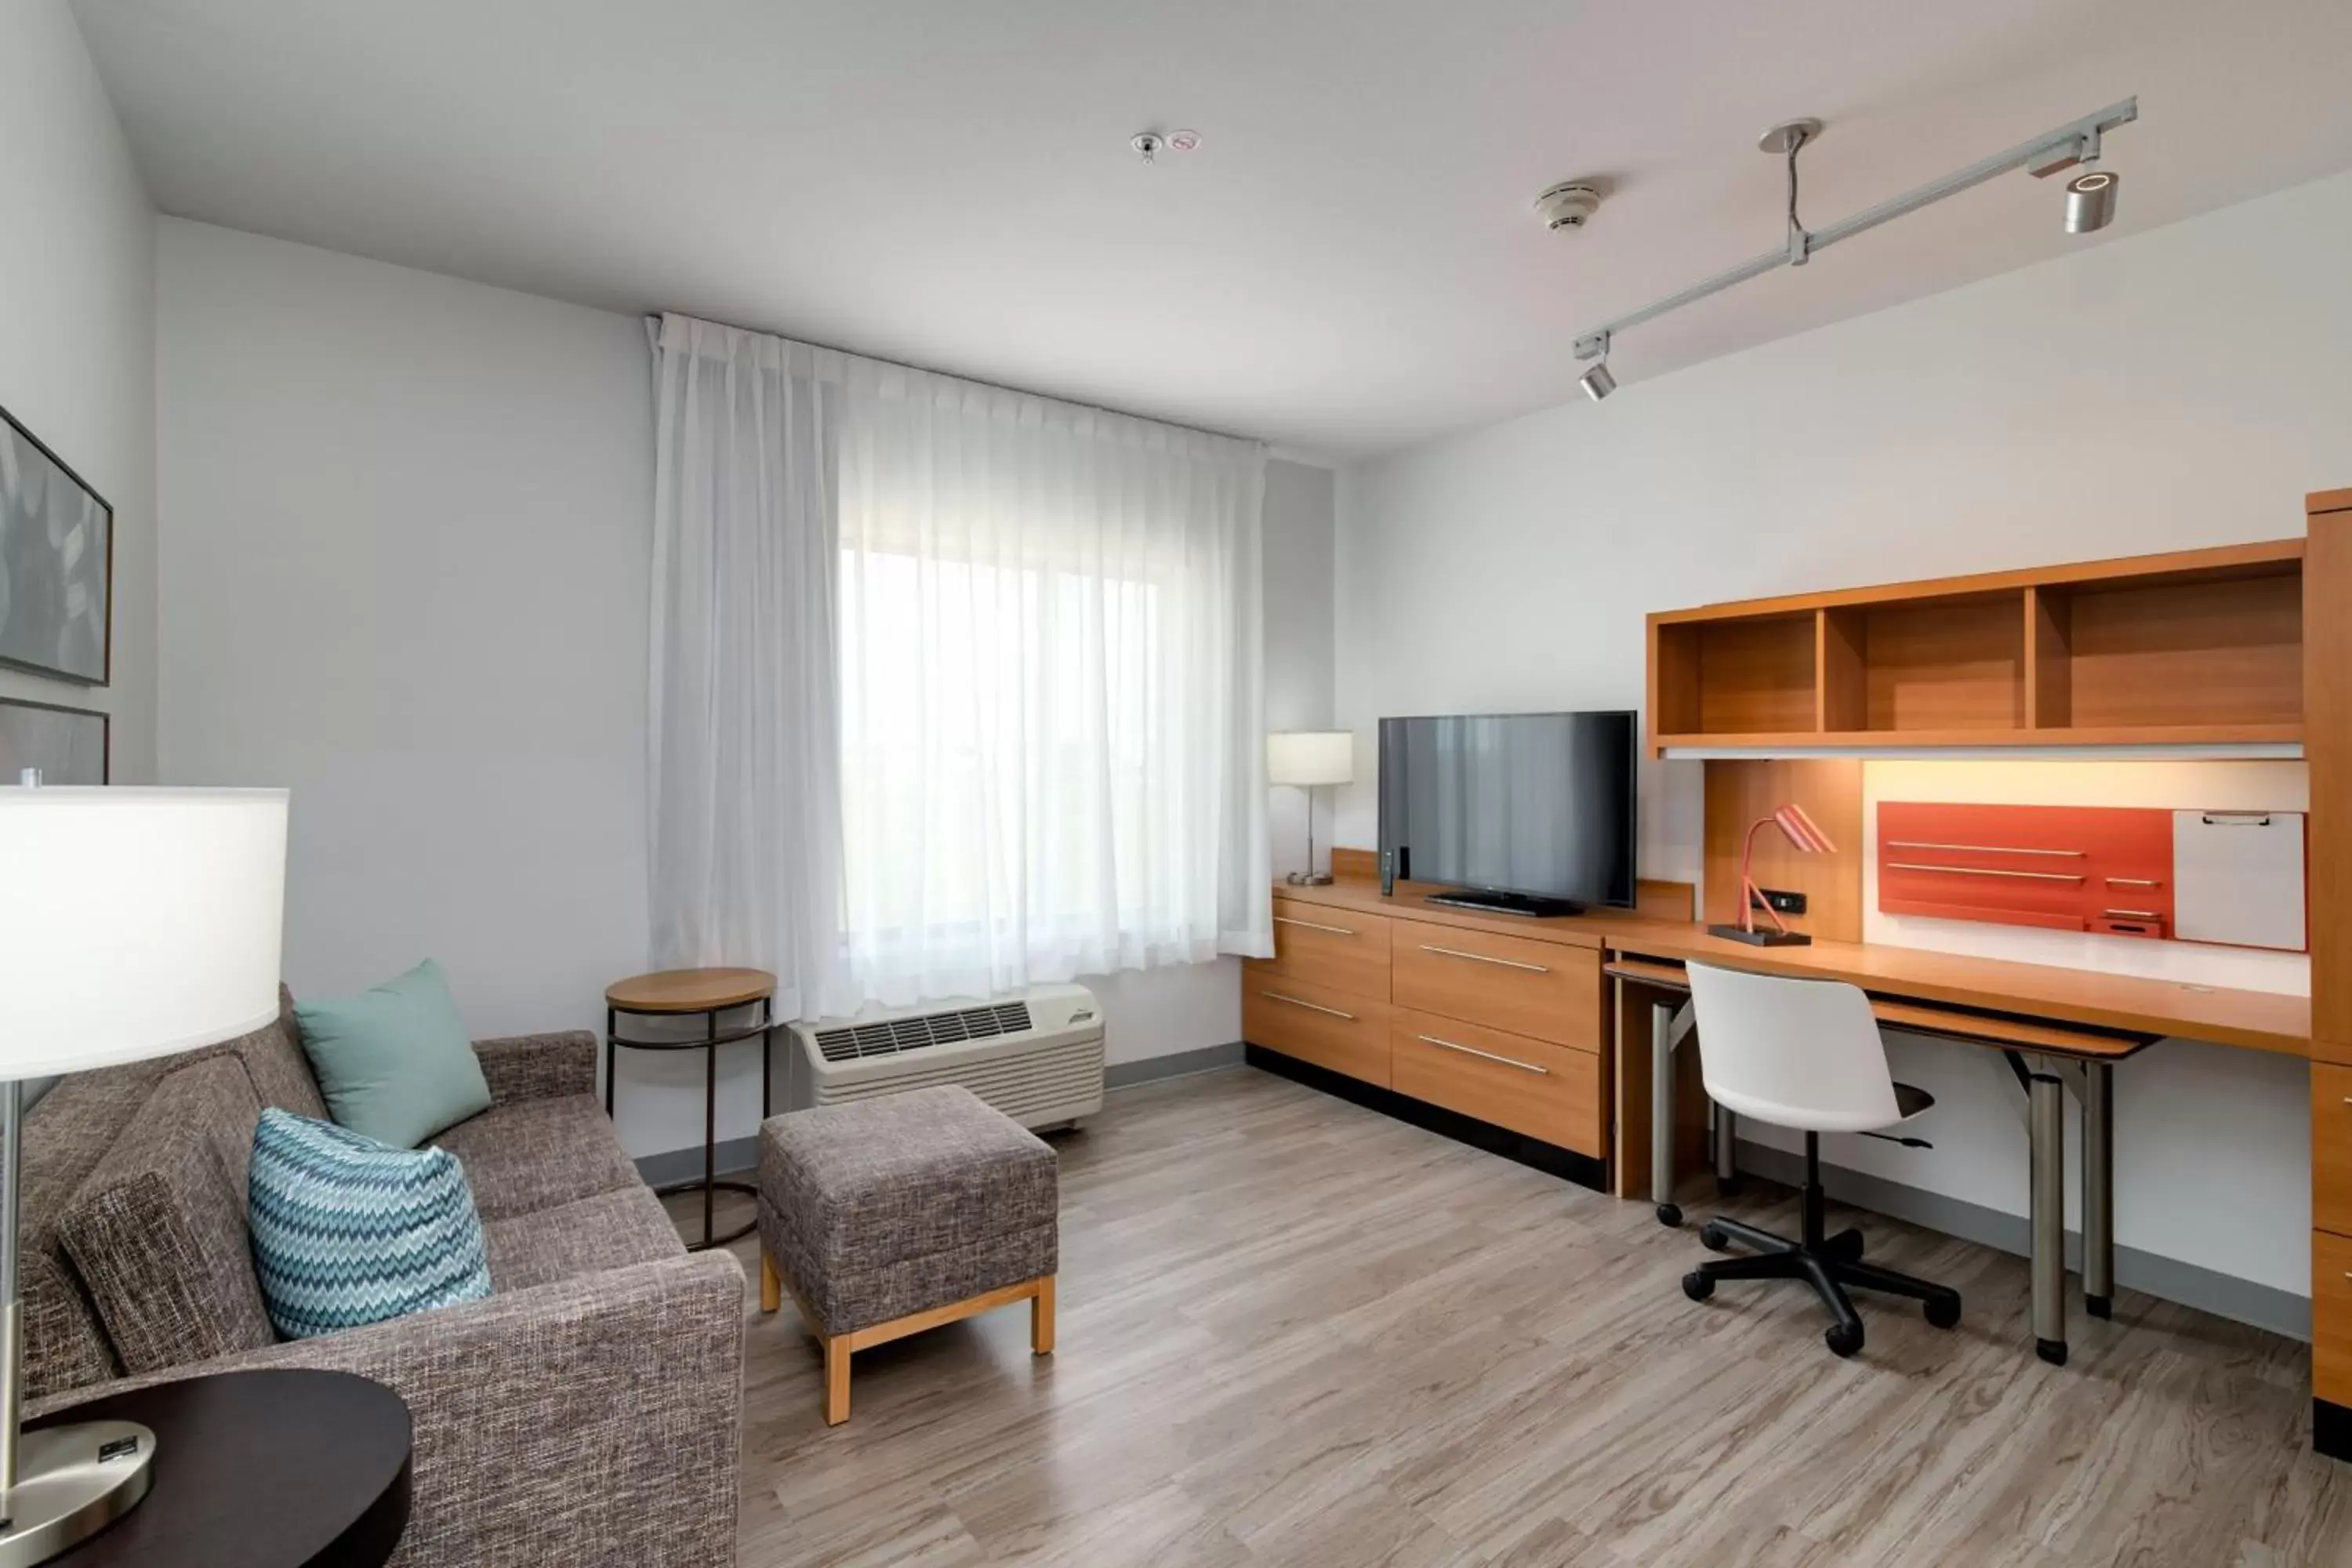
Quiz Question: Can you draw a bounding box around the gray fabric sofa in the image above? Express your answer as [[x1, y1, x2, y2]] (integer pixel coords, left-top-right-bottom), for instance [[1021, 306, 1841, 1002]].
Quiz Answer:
[[20, 989, 743, 1568]]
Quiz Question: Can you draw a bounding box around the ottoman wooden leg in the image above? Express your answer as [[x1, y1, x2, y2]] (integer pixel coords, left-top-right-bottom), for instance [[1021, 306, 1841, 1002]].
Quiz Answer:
[[1032, 1275, 1055, 1356], [824, 1336, 852, 1426], [760, 1251, 781, 1315]]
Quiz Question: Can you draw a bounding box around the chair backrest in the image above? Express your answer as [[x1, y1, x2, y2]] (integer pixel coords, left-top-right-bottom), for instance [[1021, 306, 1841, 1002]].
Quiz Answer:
[[1684, 962, 1904, 1134]]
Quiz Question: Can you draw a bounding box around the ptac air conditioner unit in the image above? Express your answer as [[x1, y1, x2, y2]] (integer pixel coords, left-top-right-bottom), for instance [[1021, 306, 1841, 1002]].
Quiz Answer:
[[784, 983, 1105, 1131]]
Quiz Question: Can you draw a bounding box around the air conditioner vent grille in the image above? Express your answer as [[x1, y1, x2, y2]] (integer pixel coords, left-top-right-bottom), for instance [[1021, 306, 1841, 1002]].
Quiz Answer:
[[812, 1000, 1034, 1062]]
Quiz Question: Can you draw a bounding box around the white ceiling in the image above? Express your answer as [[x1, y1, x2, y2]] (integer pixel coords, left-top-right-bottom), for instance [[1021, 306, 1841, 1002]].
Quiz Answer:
[[71, 0, 2352, 459]]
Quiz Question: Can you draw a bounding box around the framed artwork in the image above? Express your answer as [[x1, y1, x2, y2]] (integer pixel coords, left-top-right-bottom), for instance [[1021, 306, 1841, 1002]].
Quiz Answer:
[[0, 401, 112, 685], [0, 695, 108, 786]]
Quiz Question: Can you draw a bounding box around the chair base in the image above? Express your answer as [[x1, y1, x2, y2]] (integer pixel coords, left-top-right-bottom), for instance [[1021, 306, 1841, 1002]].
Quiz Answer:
[[1682, 1134, 1961, 1358]]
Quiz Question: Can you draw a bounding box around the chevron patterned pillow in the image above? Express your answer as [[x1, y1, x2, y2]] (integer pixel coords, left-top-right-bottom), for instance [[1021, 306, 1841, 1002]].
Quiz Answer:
[[249, 1107, 493, 1339]]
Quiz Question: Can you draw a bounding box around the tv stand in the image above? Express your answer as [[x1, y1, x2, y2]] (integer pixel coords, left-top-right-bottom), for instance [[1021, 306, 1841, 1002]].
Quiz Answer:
[[1425, 890, 1585, 920]]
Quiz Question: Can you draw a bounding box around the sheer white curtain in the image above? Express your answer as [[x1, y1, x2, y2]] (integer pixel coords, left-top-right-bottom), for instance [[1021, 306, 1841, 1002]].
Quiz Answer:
[[647, 315, 851, 1018], [649, 312, 1272, 1018]]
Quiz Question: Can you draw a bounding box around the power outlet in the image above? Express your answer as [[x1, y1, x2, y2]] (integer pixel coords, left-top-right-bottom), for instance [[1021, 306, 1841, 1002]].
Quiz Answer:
[[1750, 887, 1809, 916]]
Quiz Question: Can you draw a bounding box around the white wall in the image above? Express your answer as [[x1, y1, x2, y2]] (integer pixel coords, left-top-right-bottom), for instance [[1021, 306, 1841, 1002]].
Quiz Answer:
[[153, 221, 677, 1145], [1334, 169, 2352, 1301], [156, 220, 1334, 1149], [0, 1, 158, 780]]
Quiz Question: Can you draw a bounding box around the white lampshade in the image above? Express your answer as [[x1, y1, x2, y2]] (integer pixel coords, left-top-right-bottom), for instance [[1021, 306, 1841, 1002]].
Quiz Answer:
[[1267, 731, 1354, 788], [0, 788, 289, 1080]]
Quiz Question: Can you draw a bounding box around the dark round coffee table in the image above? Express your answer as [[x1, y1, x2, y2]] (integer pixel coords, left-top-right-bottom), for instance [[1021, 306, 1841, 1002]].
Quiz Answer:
[[35, 1369, 410, 1567]]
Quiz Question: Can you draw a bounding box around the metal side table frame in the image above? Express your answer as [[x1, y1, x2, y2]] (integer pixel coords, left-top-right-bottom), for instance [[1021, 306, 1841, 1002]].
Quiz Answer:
[[604, 970, 776, 1251]]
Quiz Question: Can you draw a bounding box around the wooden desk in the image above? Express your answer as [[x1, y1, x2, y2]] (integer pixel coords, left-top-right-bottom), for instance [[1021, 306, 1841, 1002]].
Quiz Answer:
[[1269, 877, 2313, 1367]]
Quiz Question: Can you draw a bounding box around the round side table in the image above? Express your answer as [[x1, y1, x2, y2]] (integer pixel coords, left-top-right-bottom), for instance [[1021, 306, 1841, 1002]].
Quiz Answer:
[[605, 967, 776, 1250], [38, 1368, 410, 1567]]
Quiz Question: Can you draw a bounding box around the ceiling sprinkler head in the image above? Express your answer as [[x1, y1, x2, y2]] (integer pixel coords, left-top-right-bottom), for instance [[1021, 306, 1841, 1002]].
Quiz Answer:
[[1132, 129, 1200, 165], [1534, 181, 1603, 232]]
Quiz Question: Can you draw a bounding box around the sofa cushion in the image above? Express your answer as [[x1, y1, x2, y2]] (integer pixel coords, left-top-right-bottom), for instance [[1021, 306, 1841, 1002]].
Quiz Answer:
[[58, 1056, 276, 1376], [249, 1109, 493, 1339], [482, 1185, 683, 1293], [18, 1055, 184, 1399], [430, 1095, 641, 1221], [187, 985, 328, 1120], [295, 960, 493, 1148]]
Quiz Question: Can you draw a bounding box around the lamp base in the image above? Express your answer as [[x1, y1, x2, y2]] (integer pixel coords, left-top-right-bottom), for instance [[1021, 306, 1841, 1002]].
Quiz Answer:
[[1707, 924, 1814, 947], [0, 1420, 155, 1565], [1284, 873, 1335, 887]]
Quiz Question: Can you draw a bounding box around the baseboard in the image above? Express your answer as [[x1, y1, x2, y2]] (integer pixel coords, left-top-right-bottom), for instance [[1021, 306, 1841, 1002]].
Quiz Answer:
[[1105, 1041, 1246, 1089], [1247, 1044, 1608, 1192], [632, 1047, 1243, 1181], [637, 1136, 757, 1187], [1733, 1138, 2310, 1342]]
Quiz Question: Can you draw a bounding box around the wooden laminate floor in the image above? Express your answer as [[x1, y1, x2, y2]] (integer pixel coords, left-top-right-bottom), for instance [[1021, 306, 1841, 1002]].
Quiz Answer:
[[674, 1066, 2352, 1567]]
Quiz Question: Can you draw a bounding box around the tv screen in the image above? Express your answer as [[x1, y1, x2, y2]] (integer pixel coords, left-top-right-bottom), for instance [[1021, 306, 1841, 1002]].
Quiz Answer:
[[1377, 711, 1636, 915]]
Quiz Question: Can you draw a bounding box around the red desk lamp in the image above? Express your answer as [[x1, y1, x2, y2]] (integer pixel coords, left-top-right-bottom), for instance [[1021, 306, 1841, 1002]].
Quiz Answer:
[[1708, 803, 1835, 947]]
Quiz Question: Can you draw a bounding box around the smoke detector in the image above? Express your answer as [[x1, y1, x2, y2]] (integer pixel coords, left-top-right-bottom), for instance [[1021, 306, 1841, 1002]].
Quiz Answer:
[[1534, 180, 1604, 231]]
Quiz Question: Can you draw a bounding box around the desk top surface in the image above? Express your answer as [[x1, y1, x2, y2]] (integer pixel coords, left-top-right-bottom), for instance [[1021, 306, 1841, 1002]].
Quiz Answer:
[[1272, 880, 2310, 1058]]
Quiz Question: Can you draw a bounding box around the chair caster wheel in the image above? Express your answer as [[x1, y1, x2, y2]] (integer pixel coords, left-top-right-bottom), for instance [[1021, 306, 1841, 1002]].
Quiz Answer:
[[1824, 1322, 1864, 1358], [1657, 1202, 1682, 1228], [2036, 1338, 2068, 1367], [1924, 1294, 1962, 1330], [1824, 1228, 1864, 1263], [1682, 1272, 1714, 1302], [1699, 1223, 1730, 1253]]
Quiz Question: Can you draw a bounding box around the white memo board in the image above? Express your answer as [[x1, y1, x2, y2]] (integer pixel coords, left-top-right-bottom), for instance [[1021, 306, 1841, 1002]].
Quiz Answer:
[[2171, 810, 2307, 952]]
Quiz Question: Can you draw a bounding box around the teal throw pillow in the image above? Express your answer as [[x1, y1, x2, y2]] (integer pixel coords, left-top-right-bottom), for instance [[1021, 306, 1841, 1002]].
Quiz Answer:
[[293, 959, 492, 1148], [248, 1108, 493, 1339]]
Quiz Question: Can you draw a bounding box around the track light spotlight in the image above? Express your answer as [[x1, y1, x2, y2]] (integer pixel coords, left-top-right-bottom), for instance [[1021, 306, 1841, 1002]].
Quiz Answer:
[[2064, 168, 2119, 234], [1580, 360, 1617, 401]]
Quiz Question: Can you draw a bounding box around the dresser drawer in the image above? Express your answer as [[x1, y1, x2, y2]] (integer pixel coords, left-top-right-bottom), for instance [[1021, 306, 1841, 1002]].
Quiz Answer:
[[1265, 898, 1392, 1000], [2318, 1229, 2352, 1406], [1391, 1009, 1603, 1156], [1391, 922, 1601, 1049], [1243, 969, 1392, 1088], [2318, 1065, 2352, 1238]]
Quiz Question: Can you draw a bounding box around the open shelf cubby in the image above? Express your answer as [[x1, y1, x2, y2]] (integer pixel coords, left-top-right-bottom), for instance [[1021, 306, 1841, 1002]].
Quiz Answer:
[[1646, 539, 2306, 755]]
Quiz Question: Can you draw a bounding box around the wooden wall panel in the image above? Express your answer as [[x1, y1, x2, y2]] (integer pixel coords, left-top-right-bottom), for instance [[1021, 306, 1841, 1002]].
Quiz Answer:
[[1702, 757, 1864, 942], [2310, 495, 2352, 1055]]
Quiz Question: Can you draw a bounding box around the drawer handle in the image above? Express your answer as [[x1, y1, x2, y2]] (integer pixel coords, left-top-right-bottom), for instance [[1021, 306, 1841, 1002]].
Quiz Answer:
[[2103, 909, 2161, 920], [1419, 944, 1551, 975], [1884, 840, 2084, 858], [1417, 1034, 1549, 1076], [1273, 915, 1358, 938], [1259, 990, 1356, 1022], [1885, 863, 2085, 884]]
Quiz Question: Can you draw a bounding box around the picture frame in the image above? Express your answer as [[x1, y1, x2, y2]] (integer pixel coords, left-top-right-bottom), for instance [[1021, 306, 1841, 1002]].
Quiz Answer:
[[0, 401, 113, 686], [0, 695, 109, 786]]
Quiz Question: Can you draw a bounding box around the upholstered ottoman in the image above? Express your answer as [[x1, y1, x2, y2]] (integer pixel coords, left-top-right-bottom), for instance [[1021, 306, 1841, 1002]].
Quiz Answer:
[[757, 1085, 1058, 1425]]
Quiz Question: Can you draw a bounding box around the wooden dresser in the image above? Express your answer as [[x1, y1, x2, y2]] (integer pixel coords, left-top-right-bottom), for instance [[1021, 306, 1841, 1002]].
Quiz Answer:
[[1243, 880, 1611, 1181]]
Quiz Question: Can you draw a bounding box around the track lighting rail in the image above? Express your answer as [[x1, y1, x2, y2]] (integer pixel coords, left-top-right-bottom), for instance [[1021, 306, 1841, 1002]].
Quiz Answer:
[[1570, 98, 2139, 366]]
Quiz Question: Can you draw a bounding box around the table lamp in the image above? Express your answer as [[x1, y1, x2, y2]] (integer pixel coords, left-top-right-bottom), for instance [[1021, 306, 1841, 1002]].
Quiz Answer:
[[0, 786, 288, 1563], [1267, 731, 1352, 887], [1708, 802, 1835, 947]]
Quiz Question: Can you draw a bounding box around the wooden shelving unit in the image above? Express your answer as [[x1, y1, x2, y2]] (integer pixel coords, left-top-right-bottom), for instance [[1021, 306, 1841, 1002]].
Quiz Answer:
[[1646, 539, 2306, 756]]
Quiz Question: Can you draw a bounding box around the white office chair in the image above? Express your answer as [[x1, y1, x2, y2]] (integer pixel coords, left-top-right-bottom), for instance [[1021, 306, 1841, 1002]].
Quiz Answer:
[[1679, 961, 1962, 1358]]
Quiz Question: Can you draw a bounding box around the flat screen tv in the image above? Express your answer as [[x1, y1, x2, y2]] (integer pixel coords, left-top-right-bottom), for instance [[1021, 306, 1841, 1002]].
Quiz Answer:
[[1377, 711, 1636, 916]]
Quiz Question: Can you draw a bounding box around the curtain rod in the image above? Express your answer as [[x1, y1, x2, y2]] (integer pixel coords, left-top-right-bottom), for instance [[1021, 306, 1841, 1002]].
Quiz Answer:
[[644, 311, 1266, 450]]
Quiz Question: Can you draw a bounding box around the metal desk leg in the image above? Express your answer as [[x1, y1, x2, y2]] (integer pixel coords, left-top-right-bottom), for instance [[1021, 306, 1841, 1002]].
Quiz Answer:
[[2027, 1055, 2069, 1365], [603, 1007, 616, 1119], [1652, 1000, 1681, 1227], [2082, 1060, 2114, 1319]]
